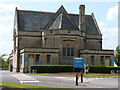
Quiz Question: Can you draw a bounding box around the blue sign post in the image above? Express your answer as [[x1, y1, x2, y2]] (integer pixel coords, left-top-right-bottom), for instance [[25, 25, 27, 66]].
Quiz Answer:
[[73, 58, 83, 72], [73, 58, 84, 84], [111, 60, 114, 64], [24, 58, 28, 62]]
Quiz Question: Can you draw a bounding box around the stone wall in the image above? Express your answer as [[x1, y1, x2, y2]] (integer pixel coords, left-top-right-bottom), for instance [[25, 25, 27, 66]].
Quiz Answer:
[[80, 50, 114, 66], [20, 48, 59, 72], [86, 39, 101, 50], [18, 31, 42, 50], [11, 29, 114, 73]]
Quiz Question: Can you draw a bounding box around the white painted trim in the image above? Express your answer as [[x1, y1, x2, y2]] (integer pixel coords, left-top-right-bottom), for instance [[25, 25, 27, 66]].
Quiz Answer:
[[20, 80, 39, 84]]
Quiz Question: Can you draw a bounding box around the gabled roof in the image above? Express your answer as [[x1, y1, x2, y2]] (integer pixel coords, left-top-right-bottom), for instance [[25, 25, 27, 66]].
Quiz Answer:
[[16, 6, 100, 35], [85, 15, 100, 35], [45, 5, 78, 30]]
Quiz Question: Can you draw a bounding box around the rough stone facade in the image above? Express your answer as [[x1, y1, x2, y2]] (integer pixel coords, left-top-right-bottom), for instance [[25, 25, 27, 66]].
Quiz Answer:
[[9, 5, 114, 73]]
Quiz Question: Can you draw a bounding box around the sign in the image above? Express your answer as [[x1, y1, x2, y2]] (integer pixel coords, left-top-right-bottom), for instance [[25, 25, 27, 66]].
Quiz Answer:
[[111, 60, 114, 64], [73, 58, 83, 68], [73, 58, 83, 72], [24, 58, 28, 62]]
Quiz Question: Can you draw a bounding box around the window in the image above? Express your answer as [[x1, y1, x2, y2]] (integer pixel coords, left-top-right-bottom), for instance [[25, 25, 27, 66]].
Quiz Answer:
[[67, 48, 70, 56], [28, 54, 34, 58], [63, 48, 66, 56], [63, 48, 74, 56], [50, 30, 53, 33], [84, 39, 86, 49], [47, 55, 51, 64], [35, 55, 40, 64], [91, 56, 94, 65], [71, 48, 74, 56], [101, 56, 104, 66], [68, 30, 70, 33]]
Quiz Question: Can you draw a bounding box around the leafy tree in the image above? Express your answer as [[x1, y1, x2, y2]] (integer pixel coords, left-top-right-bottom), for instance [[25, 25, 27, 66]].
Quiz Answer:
[[114, 46, 120, 67], [0, 54, 9, 69]]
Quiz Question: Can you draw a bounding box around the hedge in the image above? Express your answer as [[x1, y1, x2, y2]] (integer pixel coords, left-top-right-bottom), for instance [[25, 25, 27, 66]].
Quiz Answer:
[[89, 66, 120, 73], [30, 65, 120, 73], [30, 65, 73, 73]]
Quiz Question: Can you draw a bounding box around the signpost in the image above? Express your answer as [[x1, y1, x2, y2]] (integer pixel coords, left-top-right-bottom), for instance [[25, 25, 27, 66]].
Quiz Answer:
[[111, 59, 114, 64], [24, 58, 28, 62], [73, 58, 83, 85], [111, 59, 114, 66], [73, 58, 83, 72]]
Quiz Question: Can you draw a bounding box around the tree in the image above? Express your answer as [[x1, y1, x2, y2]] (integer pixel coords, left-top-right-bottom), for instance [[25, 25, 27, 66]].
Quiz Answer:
[[0, 54, 9, 69], [114, 46, 120, 67]]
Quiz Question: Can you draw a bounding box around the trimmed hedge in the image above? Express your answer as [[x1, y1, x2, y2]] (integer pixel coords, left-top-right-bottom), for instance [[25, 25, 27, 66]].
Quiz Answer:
[[30, 65, 73, 73], [89, 66, 120, 73], [30, 65, 120, 73]]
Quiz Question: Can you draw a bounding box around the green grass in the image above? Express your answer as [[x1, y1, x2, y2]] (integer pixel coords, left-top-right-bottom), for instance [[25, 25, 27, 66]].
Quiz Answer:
[[84, 73, 120, 77], [0, 82, 74, 90], [26, 73, 76, 77], [26, 73, 120, 78]]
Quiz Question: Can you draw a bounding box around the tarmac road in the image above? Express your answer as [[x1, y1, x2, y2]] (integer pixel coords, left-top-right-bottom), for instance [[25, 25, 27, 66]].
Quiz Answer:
[[0, 70, 119, 89], [0, 70, 20, 83]]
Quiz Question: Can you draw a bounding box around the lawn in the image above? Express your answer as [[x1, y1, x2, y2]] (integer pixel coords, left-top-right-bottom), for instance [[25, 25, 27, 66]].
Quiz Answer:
[[0, 82, 74, 90], [26, 73, 120, 78]]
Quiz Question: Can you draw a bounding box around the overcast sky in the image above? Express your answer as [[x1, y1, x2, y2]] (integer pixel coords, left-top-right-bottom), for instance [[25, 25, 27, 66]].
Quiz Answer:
[[0, 0, 119, 55]]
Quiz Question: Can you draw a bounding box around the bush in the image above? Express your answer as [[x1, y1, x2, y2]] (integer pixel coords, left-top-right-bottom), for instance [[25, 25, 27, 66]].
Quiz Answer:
[[30, 65, 73, 73], [30, 65, 120, 73], [89, 66, 120, 73]]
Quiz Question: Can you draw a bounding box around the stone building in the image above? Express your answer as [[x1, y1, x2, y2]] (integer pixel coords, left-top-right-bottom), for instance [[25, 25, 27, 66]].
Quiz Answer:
[[9, 5, 114, 73]]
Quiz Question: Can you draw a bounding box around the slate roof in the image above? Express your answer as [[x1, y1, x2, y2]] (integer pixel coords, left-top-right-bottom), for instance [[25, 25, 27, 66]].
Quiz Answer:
[[16, 6, 100, 35], [46, 6, 78, 30]]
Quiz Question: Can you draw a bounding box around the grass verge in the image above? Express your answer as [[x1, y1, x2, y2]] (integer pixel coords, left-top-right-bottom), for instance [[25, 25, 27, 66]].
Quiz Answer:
[[0, 82, 74, 90], [26, 73, 120, 78]]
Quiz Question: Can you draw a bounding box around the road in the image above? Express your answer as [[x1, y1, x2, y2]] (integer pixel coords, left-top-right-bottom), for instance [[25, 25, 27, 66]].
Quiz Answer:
[[0, 70, 119, 89]]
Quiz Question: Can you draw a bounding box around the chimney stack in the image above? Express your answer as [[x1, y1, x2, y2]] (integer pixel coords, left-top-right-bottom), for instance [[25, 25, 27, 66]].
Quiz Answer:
[[79, 5, 86, 32]]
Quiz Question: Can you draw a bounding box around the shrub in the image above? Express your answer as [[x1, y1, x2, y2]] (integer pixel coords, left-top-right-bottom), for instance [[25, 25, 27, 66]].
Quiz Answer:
[[30, 65, 73, 73], [30, 65, 120, 73], [89, 66, 120, 73]]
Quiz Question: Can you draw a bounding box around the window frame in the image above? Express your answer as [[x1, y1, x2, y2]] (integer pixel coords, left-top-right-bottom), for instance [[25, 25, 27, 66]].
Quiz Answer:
[[71, 48, 74, 56], [46, 55, 51, 64], [63, 47, 74, 57], [35, 54, 40, 64], [91, 56, 95, 65]]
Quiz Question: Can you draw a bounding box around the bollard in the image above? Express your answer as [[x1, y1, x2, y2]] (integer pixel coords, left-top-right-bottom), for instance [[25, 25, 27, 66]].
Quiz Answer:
[[76, 73, 79, 86], [81, 72, 83, 83]]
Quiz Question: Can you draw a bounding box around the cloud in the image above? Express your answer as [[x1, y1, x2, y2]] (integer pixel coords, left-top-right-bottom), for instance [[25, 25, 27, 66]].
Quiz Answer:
[[102, 27, 118, 49], [0, 1, 21, 54], [97, 4, 118, 50], [107, 4, 118, 22], [98, 21, 118, 50], [98, 22, 107, 28]]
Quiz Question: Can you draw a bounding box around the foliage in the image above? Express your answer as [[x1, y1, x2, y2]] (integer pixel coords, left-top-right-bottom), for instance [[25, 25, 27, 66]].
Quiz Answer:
[[30, 65, 120, 73], [30, 65, 73, 73], [89, 66, 120, 73], [1, 82, 61, 89], [0, 54, 9, 70], [26, 72, 120, 77], [26, 73, 120, 78], [114, 46, 120, 67]]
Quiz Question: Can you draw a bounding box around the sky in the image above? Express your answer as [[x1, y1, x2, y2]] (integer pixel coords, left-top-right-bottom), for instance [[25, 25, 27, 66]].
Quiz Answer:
[[0, 0, 119, 55]]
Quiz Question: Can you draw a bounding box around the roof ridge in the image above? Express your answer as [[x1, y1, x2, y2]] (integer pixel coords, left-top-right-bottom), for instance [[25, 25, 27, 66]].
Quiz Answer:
[[17, 9, 91, 16], [17, 9, 56, 14]]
